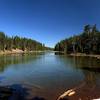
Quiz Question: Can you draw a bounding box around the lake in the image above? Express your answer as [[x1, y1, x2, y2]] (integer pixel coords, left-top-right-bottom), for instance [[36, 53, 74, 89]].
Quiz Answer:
[[0, 52, 100, 100]]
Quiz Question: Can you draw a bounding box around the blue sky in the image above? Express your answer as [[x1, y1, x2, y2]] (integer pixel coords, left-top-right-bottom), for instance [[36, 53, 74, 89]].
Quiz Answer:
[[0, 0, 100, 47]]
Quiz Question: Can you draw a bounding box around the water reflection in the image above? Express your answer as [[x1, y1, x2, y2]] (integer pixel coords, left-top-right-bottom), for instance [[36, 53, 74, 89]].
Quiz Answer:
[[57, 55, 100, 99], [0, 53, 100, 99], [0, 53, 44, 73]]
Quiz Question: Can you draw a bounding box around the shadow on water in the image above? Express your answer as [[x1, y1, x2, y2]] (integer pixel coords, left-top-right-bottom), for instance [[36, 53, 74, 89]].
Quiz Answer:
[[0, 84, 46, 100], [81, 67, 100, 72]]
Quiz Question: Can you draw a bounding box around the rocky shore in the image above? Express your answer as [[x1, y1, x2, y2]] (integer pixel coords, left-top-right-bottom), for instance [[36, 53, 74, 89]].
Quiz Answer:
[[70, 53, 100, 59], [55, 51, 100, 59]]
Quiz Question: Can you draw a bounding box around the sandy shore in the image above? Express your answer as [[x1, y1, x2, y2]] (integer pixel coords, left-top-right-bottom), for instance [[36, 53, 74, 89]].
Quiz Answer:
[[0, 49, 45, 55]]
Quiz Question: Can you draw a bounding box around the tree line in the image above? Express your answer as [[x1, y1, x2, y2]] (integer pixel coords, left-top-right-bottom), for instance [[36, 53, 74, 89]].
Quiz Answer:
[[0, 32, 46, 51], [55, 24, 100, 54]]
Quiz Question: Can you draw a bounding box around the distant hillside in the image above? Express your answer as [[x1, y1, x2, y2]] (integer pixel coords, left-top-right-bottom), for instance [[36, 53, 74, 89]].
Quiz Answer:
[[55, 24, 100, 54]]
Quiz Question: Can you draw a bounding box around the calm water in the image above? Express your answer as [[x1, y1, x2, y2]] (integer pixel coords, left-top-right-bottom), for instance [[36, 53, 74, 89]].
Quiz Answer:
[[0, 52, 100, 100]]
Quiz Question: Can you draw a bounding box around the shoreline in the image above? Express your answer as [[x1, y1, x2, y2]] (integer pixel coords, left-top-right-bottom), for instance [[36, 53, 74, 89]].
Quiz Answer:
[[69, 53, 100, 59], [55, 51, 100, 59], [0, 49, 46, 55], [1, 50, 100, 60]]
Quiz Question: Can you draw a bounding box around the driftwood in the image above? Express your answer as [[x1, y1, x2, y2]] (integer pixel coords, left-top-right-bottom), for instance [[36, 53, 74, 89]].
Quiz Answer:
[[57, 81, 100, 100]]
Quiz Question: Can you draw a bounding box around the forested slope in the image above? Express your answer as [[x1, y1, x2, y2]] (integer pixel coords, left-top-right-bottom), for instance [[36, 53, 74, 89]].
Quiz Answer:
[[0, 32, 45, 51], [55, 25, 100, 54]]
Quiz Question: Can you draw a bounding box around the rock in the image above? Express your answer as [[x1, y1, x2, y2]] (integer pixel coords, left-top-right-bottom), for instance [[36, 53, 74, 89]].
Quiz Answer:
[[0, 86, 13, 99]]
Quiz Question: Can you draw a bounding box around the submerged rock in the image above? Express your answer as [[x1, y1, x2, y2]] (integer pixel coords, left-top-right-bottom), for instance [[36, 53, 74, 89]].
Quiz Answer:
[[0, 86, 25, 100], [0, 86, 13, 99], [0, 86, 47, 100]]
